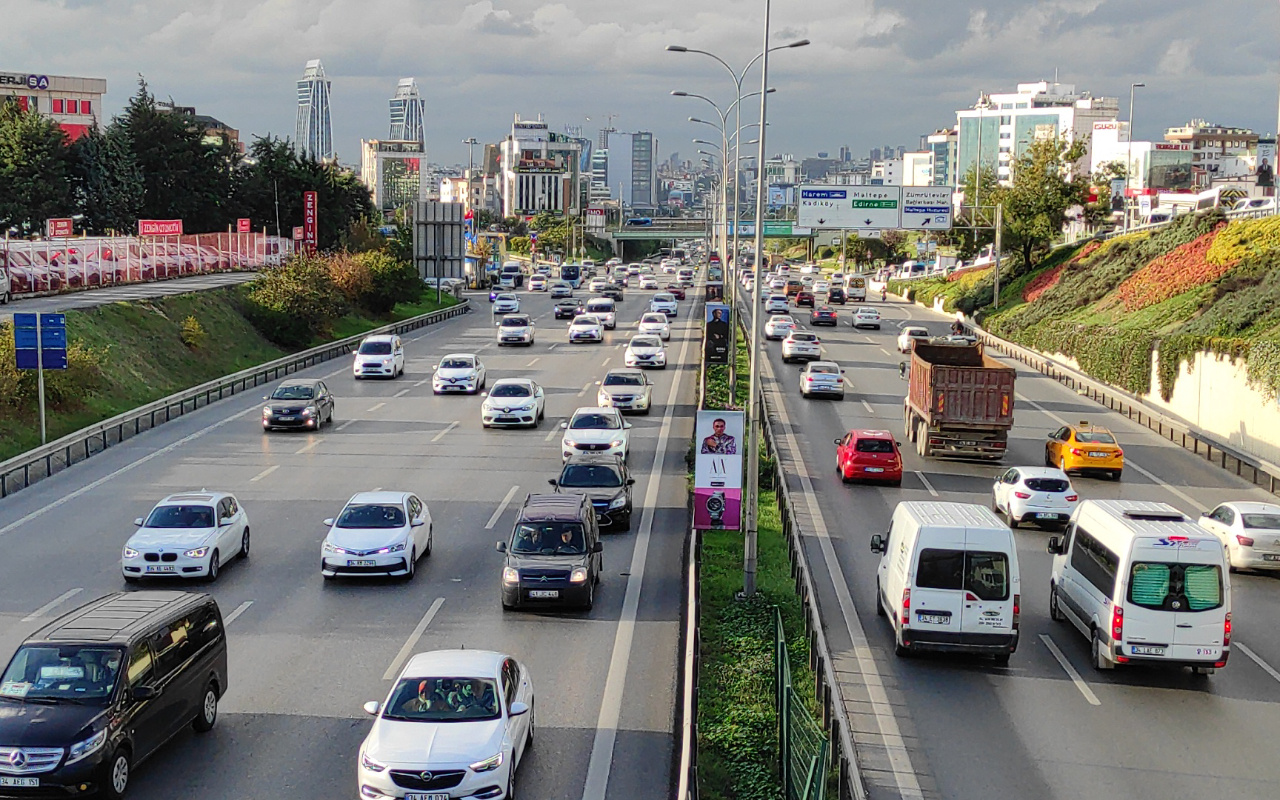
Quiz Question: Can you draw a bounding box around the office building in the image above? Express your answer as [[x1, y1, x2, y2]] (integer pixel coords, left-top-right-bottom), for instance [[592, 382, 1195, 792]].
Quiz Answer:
[[498, 116, 583, 217], [1165, 119, 1258, 186], [926, 128, 958, 187], [389, 78, 425, 146], [360, 139, 428, 220], [296, 59, 333, 160], [157, 101, 244, 154], [903, 152, 934, 186], [602, 131, 657, 209], [0, 69, 106, 141]]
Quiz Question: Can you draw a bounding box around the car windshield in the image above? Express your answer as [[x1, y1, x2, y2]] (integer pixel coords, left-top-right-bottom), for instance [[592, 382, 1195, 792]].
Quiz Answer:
[[654, 294, 674, 302], [631, 337, 661, 349], [809, 365, 839, 375], [855, 439, 895, 453], [500, 317, 529, 327], [1242, 513, 1280, 529], [510, 521, 587, 555], [574, 316, 600, 326], [0, 645, 125, 705], [336, 504, 406, 529], [907, 329, 929, 337], [560, 464, 624, 488], [441, 358, 474, 369], [1024, 478, 1070, 492], [915, 548, 1010, 601], [587, 301, 613, 311], [270, 385, 315, 400], [641, 315, 666, 324], [382, 676, 501, 722], [571, 412, 619, 430], [145, 505, 215, 528], [790, 333, 817, 342], [359, 341, 393, 355], [490, 384, 531, 398], [1128, 562, 1223, 611], [496, 294, 515, 301], [1075, 431, 1116, 444], [604, 373, 644, 386]]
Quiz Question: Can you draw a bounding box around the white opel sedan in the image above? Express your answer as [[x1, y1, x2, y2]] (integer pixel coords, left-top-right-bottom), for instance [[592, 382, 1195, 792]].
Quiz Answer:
[[764, 315, 796, 340], [624, 335, 667, 369], [359, 650, 533, 800], [321, 491, 432, 580], [568, 314, 605, 343], [637, 312, 671, 340], [433, 353, 487, 394], [353, 335, 405, 379], [561, 407, 631, 461], [123, 492, 249, 583], [482, 379, 546, 428]]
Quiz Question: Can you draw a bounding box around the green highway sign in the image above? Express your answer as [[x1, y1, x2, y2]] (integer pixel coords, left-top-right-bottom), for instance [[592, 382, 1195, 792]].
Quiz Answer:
[[852, 200, 898, 209]]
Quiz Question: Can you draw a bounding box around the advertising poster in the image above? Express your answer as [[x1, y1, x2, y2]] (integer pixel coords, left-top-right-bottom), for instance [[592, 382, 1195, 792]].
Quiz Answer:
[[303, 191, 318, 253], [1257, 139, 1276, 188], [705, 303, 731, 364], [694, 410, 744, 530]]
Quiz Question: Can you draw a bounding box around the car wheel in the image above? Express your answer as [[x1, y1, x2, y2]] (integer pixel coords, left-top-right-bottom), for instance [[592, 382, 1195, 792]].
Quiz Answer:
[[583, 580, 595, 611], [1007, 508, 1019, 529], [1059, 456, 1069, 474], [1049, 584, 1065, 622], [526, 704, 535, 750], [1044, 447, 1053, 467], [102, 748, 131, 800], [1092, 629, 1114, 671], [875, 581, 886, 617], [1112, 470, 1123, 481], [893, 629, 911, 658], [404, 547, 416, 581], [207, 551, 220, 582], [992, 652, 1011, 667], [507, 772, 518, 800], [192, 682, 219, 732], [241, 527, 251, 560], [618, 513, 632, 532]]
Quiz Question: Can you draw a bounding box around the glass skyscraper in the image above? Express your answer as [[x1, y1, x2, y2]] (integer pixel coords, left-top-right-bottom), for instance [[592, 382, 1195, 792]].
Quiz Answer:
[[389, 78, 425, 146], [295, 59, 333, 161]]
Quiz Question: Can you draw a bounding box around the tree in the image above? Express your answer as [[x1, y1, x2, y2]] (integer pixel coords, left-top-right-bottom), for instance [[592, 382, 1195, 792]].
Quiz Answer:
[[70, 126, 143, 234], [0, 103, 74, 235], [994, 135, 1090, 267]]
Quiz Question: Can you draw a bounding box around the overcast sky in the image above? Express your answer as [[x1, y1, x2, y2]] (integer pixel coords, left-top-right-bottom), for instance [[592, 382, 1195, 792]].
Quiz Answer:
[[6, 0, 1279, 169]]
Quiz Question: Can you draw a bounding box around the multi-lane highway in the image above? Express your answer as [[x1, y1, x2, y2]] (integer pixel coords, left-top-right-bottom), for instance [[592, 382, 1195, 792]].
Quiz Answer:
[[0, 280, 693, 799], [748, 284, 1280, 800]]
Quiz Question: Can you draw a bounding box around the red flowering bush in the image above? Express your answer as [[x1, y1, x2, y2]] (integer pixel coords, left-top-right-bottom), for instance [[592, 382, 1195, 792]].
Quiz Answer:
[[1022, 265, 1064, 303], [1113, 228, 1234, 311]]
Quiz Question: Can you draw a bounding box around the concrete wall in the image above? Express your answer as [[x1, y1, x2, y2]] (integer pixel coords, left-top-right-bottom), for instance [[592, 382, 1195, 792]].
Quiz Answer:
[[1149, 351, 1280, 466]]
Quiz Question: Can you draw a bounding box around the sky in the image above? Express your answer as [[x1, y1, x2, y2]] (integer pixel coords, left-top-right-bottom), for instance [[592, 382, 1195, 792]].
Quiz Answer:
[[5, 0, 1280, 170]]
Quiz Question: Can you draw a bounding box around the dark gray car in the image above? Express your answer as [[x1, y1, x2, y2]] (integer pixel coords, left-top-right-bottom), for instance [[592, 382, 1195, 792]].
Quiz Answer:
[[550, 454, 635, 531]]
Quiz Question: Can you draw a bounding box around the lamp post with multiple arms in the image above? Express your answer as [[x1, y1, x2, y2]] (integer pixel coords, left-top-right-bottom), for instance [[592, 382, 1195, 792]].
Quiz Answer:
[[1124, 83, 1145, 231]]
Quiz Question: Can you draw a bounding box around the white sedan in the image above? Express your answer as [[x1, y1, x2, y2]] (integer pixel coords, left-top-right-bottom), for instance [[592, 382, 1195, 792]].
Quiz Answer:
[[123, 491, 249, 583], [649, 292, 679, 317], [497, 314, 535, 346], [482, 378, 546, 428], [638, 312, 671, 340], [814, 280, 830, 294], [852, 307, 881, 329], [625, 335, 667, 369], [639, 275, 659, 290], [764, 315, 796, 340], [898, 326, 931, 353], [991, 467, 1078, 529], [493, 293, 520, 314], [433, 353, 486, 394], [561, 406, 632, 461], [1198, 501, 1280, 570], [359, 650, 533, 800], [568, 314, 605, 343], [781, 331, 822, 362], [765, 294, 789, 314], [321, 491, 432, 579]]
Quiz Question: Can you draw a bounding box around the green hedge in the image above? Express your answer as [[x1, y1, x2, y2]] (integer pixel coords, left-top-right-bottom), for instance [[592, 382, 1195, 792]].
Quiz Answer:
[[1015, 322, 1155, 395]]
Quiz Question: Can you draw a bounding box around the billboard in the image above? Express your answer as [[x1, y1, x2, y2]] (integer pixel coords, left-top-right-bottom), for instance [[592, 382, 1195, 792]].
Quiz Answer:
[[302, 191, 318, 253], [694, 410, 744, 530], [45, 218, 73, 238], [1257, 139, 1276, 188], [138, 219, 183, 236], [705, 303, 731, 364]]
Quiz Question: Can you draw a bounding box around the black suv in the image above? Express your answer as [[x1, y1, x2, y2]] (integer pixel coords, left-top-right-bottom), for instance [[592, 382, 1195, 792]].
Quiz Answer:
[[0, 592, 228, 799], [602, 283, 625, 302], [496, 494, 602, 611], [826, 286, 846, 304], [550, 454, 635, 531]]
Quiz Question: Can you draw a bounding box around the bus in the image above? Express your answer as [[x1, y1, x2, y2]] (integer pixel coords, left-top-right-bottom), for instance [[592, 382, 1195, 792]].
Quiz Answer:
[[847, 276, 867, 302], [624, 217, 654, 227], [559, 263, 582, 288]]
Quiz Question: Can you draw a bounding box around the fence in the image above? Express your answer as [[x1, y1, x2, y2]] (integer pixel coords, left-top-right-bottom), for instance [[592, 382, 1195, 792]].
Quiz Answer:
[[776, 608, 831, 800], [0, 300, 471, 499]]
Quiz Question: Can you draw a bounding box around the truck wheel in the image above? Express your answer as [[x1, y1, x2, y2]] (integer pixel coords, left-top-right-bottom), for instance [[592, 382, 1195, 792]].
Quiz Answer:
[[916, 423, 929, 458], [904, 409, 914, 441]]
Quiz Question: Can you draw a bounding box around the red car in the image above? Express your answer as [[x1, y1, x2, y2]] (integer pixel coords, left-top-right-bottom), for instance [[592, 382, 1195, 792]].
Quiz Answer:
[[810, 305, 838, 326], [795, 290, 815, 307], [834, 429, 903, 486], [664, 283, 687, 300]]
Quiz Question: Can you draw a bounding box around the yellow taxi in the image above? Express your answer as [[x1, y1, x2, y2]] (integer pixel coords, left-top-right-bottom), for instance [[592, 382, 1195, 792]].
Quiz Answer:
[[1045, 421, 1124, 480]]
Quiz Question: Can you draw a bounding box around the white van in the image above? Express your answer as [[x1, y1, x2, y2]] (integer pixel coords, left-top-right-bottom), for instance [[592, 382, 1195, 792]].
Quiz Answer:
[[1047, 500, 1231, 675], [870, 502, 1020, 664], [584, 297, 617, 329]]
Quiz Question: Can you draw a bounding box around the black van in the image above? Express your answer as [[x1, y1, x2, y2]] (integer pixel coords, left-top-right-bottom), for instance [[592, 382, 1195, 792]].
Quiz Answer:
[[496, 493, 603, 611], [0, 592, 228, 799]]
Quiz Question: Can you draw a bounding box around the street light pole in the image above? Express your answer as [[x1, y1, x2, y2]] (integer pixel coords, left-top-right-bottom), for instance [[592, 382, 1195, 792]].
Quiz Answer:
[[1125, 83, 1145, 231], [463, 137, 479, 214]]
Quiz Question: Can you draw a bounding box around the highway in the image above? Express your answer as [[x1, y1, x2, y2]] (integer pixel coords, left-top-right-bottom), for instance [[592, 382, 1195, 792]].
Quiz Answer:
[[0, 272, 260, 323], [748, 285, 1280, 800], [0, 281, 693, 799]]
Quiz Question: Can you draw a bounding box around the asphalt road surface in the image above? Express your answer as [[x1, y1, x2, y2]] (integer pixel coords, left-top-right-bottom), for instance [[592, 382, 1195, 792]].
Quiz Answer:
[[1, 272, 260, 323], [745, 287, 1280, 800], [0, 282, 693, 800]]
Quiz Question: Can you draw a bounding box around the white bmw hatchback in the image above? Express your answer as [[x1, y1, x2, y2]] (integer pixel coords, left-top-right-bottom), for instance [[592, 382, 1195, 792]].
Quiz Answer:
[[321, 491, 433, 580], [123, 492, 249, 582]]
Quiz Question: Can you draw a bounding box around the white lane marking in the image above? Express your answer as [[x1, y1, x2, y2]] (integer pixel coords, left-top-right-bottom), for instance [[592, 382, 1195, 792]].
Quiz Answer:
[[526, 358, 540, 367], [1039, 634, 1102, 706], [601, 357, 611, 367], [1016, 392, 1201, 508], [879, 348, 892, 356], [545, 424, 562, 443], [431, 421, 459, 443], [249, 465, 279, 482], [915, 471, 939, 497], [862, 399, 875, 415], [1235, 642, 1280, 684], [394, 388, 410, 398], [336, 420, 355, 431], [485, 485, 521, 529], [843, 375, 855, 389], [578, 382, 593, 397], [294, 439, 320, 455], [864, 336, 875, 343], [22, 588, 83, 622], [367, 402, 386, 413], [414, 378, 430, 387], [549, 343, 559, 351], [581, 298, 694, 800], [224, 601, 254, 626], [0, 406, 256, 539], [761, 353, 924, 798], [382, 598, 447, 680]]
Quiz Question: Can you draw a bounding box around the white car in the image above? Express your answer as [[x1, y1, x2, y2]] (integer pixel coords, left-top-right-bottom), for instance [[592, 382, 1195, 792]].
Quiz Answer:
[[597, 369, 653, 414], [638, 312, 671, 340], [639, 275, 659, 290], [433, 353, 487, 394], [799, 361, 844, 398], [831, 272, 845, 284], [765, 294, 789, 314], [497, 313, 535, 346], [584, 298, 617, 329], [493, 293, 520, 314], [588, 278, 609, 293], [482, 378, 546, 428], [321, 491, 433, 579], [561, 406, 632, 461], [550, 281, 574, 298], [898, 326, 931, 353], [649, 292, 679, 317], [625, 334, 667, 369], [359, 650, 533, 800], [814, 280, 830, 294], [123, 492, 249, 582], [569, 314, 605, 343], [353, 334, 404, 379], [528, 274, 547, 291], [852, 307, 881, 329], [781, 331, 822, 362], [764, 315, 796, 340], [991, 467, 1078, 529], [1198, 501, 1280, 570]]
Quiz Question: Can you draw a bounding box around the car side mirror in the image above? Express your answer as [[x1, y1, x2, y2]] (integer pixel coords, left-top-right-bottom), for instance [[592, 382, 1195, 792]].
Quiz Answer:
[[323, 518, 334, 527], [362, 701, 381, 716], [1199, 511, 1210, 517], [626, 478, 636, 486], [548, 479, 558, 487], [895, 441, 902, 447], [833, 438, 842, 445], [262, 395, 269, 401], [593, 542, 604, 553], [1047, 536, 1064, 556], [411, 519, 425, 527], [432, 364, 438, 371], [561, 421, 569, 429], [134, 517, 144, 526], [132, 685, 159, 701], [509, 701, 530, 716], [869, 534, 884, 554], [495, 541, 507, 553], [624, 422, 632, 429]]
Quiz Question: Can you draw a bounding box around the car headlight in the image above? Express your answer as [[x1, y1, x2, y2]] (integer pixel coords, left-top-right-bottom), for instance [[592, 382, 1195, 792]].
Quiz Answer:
[[360, 750, 388, 773], [122, 547, 139, 559], [563, 438, 577, 447], [609, 495, 628, 509], [470, 752, 504, 773], [66, 729, 107, 764], [375, 542, 407, 554], [381, 358, 391, 366], [502, 567, 520, 585], [569, 567, 589, 584], [262, 406, 272, 417], [609, 439, 625, 448], [184, 547, 210, 558], [302, 406, 316, 416]]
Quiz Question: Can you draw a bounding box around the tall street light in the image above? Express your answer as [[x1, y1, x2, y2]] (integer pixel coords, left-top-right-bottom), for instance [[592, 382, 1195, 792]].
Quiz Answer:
[[462, 137, 479, 213], [1124, 83, 1145, 231]]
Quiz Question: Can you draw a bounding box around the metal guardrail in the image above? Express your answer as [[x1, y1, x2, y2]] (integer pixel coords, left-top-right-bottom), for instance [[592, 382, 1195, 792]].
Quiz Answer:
[[0, 300, 472, 499], [676, 526, 702, 800]]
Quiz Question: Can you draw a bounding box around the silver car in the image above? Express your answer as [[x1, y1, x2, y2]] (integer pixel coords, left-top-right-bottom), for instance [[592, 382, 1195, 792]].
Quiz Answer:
[[596, 369, 653, 415], [799, 360, 845, 399]]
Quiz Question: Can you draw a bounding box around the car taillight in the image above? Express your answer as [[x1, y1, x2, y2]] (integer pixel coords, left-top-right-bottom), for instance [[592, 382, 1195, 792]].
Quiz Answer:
[[1115, 449, 1124, 457], [1066, 494, 1078, 502], [805, 376, 814, 382], [1014, 491, 1031, 499], [1237, 535, 1255, 547], [1070, 448, 1084, 456], [1224, 612, 1232, 646], [902, 587, 911, 614], [993, 441, 1007, 449], [1013, 593, 1020, 631], [1111, 605, 1124, 641]]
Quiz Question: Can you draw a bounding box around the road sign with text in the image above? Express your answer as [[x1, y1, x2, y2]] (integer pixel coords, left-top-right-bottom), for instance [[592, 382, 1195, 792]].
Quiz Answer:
[[901, 187, 953, 229], [13, 313, 67, 370]]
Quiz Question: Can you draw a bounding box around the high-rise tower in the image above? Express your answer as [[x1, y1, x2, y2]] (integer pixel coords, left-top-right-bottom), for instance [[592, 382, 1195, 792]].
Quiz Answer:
[[295, 59, 333, 160], [389, 78, 425, 146]]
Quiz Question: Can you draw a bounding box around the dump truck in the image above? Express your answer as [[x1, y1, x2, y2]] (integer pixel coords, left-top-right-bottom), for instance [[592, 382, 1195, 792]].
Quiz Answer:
[[903, 342, 1016, 460]]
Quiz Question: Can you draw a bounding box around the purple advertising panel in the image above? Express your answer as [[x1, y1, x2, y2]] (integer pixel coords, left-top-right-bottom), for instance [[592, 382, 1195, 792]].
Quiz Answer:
[[694, 410, 744, 530]]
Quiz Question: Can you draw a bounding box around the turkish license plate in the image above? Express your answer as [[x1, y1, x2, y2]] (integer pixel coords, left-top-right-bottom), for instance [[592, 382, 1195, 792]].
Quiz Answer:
[[1264, 554, 1280, 562], [956, 440, 977, 447], [145, 565, 176, 573], [1089, 451, 1110, 458], [864, 467, 884, 473], [528, 590, 559, 599], [1036, 512, 1060, 519], [405, 794, 449, 800], [917, 612, 950, 625], [498, 416, 519, 423], [347, 559, 376, 567], [1130, 645, 1166, 656], [0, 777, 38, 788], [277, 415, 296, 421], [504, 336, 522, 342]]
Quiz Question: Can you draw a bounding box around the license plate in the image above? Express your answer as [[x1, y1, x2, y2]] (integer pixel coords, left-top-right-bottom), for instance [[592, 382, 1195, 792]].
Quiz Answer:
[[864, 467, 884, 473], [504, 337, 522, 342], [1036, 512, 1059, 519], [528, 590, 560, 599], [1089, 451, 1110, 458], [1130, 645, 1166, 656], [498, 417, 519, 423], [956, 440, 977, 447], [145, 565, 176, 573], [1194, 647, 1221, 657], [1265, 554, 1280, 562], [405, 794, 450, 800], [347, 560, 376, 567], [0, 778, 38, 787], [277, 415, 295, 421], [917, 612, 950, 625]]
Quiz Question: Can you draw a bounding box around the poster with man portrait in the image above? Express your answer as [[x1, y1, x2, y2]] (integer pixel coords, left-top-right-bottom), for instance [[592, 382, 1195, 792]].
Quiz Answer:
[[694, 410, 744, 530], [705, 303, 731, 364], [1256, 139, 1276, 188]]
